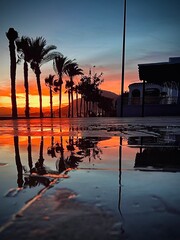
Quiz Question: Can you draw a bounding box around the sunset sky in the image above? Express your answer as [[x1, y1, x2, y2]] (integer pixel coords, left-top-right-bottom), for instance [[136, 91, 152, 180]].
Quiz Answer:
[[0, 0, 180, 110]]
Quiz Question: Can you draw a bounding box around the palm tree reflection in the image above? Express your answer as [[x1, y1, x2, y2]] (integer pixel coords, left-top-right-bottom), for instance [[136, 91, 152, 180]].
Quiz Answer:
[[47, 136, 56, 158], [27, 136, 33, 171], [31, 136, 46, 175], [76, 137, 102, 162], [12, 133, 104, 190], [5, 136, 24, 197], [14, 136, 24, 188], [56, 137, 66, 173]]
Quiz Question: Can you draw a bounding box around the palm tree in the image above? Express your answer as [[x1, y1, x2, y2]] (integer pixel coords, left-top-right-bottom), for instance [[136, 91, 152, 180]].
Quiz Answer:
[[6, 28, 18, 119], [45, 74, 55, 118], [53, 55, 72, 118], [65, 80, 72, 117], [65, 63, 83, 117], [16, 36, 32, 118], [74, 85, 79, 117], [78, 72, 103, 116], [78, 76, 91, 116], [77, 80, 85, 117], [30, 37, 58, 118], [90, 73, 103, 114]]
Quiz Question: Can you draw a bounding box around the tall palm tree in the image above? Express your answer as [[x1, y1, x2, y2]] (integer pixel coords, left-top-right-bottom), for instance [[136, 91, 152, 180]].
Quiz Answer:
[[65, 80, 72, 118], [6, 28, 18, 119], [45, 74, 55, 118], [65, 63, 83, 117], [78, 73, 103, 117], [74, 85, 79, 117], [77, 79, 85, 117], [78, 75, 91, 117], [16, 36, 32, 118], [30, 37, 58, 118], [53, 55, 72, 118]]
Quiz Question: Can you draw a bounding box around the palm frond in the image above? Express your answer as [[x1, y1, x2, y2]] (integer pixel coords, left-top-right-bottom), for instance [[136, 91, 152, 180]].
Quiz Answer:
[[53, 55, 73, 77], [40, 51, 60, 66], [42, 45, 57, 57], [45, 74, 55, 86]]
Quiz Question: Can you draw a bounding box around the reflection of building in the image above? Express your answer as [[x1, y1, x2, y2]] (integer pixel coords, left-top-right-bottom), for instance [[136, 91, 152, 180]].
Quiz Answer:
[[134, 147, 180, 170], [129, 135, 180, 170], [117, 57, 180, 117]]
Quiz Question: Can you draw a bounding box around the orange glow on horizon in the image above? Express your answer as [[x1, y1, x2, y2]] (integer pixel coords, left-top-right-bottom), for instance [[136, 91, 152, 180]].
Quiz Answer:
[[0, 68, 139, 110]]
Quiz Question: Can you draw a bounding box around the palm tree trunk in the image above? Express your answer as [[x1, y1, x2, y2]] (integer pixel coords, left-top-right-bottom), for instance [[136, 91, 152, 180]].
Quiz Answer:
[[80, 95, 82, 117], [9, 40, 18, 119], [70, 78, 74, 118], [68, 90, 71, 118], [86, 101, 88, 117], [50, 87, 53, 118], [59, 84, 62, 118], [92, 102, 95, 114], [24, 61, 30, 118], [71, 89, 74, 118], [89, 101, 92, 113], [84, 98, 86, 117], [76, 92, 78, 117], [36, 71, 43, 118]]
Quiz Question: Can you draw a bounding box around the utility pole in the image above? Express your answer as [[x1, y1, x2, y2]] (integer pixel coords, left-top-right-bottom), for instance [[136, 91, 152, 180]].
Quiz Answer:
[[120, 0, 127, 117]]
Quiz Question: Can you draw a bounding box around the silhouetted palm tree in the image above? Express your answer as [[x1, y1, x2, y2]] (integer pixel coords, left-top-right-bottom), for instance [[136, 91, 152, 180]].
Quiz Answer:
[[65, 80, 72, 117], [74, 85, 79, 117], [78, 75, 91, 116], [53, 55, 72, 118], [6, 28, 18, 119], [77, 80, 85, 117], [16, 36, 32, 118], [65, 63, 83, 117], [90, 73, 103, 114], [30, 37, 58, 118], [78, 72, 103, 116], [45, 74, 55, 118]]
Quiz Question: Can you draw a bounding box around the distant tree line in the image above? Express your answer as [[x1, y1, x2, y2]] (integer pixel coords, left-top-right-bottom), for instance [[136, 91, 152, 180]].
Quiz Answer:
[[6, 27, 114, 118]]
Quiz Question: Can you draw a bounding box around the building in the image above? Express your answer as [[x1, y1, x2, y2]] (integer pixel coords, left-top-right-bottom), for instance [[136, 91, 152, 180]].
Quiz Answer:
[[116, 57, 180, 117], [128, 82, 179, 105]]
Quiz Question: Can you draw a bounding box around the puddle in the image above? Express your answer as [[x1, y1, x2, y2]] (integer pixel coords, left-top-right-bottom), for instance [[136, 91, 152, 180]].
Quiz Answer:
[[0, 117, 180, 239]]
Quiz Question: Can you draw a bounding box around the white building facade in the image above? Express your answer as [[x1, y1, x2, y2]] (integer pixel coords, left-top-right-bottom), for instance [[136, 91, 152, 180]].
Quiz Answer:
[[128, 82, 179, 105]]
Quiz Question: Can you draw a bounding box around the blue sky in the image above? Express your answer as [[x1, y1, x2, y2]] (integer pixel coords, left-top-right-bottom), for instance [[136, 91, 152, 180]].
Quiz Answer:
[[0, 0, 180, 105]]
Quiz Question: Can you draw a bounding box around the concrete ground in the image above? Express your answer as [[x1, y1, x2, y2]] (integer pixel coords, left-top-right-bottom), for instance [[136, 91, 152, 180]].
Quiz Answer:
[[0, 188, 124, 240]]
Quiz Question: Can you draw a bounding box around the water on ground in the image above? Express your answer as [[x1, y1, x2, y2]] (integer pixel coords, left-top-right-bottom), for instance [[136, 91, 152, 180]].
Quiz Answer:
[[0, 117, 180, 239]]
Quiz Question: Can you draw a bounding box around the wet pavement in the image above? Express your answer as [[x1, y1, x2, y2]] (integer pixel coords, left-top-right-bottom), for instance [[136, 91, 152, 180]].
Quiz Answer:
[[0, 117, 180, 240]]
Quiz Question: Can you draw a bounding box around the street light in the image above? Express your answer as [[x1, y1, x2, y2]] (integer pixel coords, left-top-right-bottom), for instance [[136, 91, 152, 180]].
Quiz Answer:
[[120, 0, 127, 117]]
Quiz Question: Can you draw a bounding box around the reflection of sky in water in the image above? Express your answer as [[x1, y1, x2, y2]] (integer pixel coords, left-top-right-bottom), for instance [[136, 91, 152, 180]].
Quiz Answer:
[[0, 118, 180, 238]]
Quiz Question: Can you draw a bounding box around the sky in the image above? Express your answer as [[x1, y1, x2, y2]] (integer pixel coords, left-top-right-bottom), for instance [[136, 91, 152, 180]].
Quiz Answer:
[[0, 0, 180, 110]]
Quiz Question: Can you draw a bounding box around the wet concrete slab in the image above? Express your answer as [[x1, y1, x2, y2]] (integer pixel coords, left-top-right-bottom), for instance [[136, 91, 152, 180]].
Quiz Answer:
[[0, 188, 123, 240]]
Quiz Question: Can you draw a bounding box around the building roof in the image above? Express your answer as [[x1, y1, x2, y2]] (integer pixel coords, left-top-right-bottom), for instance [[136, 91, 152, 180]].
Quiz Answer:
[[138, 57, 180, 83]]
